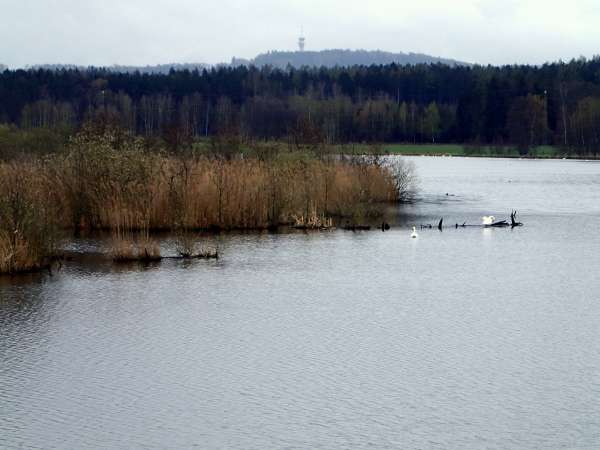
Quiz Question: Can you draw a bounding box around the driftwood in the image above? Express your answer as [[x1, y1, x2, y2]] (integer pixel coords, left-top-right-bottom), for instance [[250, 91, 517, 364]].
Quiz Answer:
[[113, 254, 162, 264], [174, 250, 219, 260], [343, 224, 371, 231], [115, 250, 219, 263], [420, 219, 444, 230], [511, 210, 523, 227], [446, 211, 525, 230]]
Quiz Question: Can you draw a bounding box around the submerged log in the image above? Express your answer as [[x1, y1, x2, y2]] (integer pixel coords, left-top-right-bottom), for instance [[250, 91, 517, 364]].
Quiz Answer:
[[343, 224, 371, 231], [115, 251, 219, 263], [490, 220, 510, 227], [171, 250, 219, 260], [113, 255, 162, 263], [441, 211, 525, 230]]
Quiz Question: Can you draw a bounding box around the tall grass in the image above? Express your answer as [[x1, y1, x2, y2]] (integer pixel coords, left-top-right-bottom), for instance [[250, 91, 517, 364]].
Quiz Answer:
[[0, 162, 59, 273], [0, 126, 414, 272]]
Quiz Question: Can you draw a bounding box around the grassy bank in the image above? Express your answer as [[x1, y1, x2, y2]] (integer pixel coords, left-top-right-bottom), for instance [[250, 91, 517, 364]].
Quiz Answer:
[[0, 127, 412, 274], [200, 139, 584, 159]]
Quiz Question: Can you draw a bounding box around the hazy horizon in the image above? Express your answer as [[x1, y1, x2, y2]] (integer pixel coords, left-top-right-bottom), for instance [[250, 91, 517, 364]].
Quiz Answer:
[[1, 0, 599, 68]]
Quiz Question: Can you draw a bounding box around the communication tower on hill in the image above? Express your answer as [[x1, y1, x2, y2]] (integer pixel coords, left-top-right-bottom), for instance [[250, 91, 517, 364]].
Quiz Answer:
[[298, 27, 306, 52]]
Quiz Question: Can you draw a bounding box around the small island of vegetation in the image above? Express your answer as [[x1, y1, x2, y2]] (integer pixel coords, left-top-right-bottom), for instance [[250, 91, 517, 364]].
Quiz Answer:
[[0, 119, 413, 274]]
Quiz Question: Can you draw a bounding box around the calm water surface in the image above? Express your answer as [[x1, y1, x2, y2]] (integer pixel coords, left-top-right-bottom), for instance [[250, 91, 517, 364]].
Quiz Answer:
[[1, 157, 600, 449]]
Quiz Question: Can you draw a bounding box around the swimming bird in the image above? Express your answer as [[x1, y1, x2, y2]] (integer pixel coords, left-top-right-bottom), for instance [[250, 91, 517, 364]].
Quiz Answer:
[[411, 226, 418, 239], [482, 215, 495, 226]]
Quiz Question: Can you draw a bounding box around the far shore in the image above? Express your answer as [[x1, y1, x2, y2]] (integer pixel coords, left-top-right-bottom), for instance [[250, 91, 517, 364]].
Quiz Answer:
[[337, 143, 600, 160]]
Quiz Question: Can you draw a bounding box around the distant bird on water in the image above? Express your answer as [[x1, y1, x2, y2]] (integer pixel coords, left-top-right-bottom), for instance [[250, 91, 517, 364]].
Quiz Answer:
[[482, 216, 495, 226], [411, 226, 418, 239]]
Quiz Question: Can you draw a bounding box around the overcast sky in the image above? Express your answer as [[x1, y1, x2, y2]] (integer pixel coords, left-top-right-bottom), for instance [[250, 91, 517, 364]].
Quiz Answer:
[[1, 0, 598, 68]]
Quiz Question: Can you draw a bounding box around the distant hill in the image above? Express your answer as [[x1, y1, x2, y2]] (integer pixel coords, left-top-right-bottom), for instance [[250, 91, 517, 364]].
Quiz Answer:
[[28, 63, 210, 74], [231, 49, 469, 68], [20, 50, 468, 74], [0, 63, 7, 72]]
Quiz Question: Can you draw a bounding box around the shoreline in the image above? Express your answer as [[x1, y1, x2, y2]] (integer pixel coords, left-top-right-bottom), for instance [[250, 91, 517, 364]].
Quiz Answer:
[[382, 152, 600, 161], [340, 143, 600, 160]]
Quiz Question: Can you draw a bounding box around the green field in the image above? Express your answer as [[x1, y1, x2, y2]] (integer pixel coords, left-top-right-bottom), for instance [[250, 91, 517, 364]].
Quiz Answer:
[[193, 139, 587, 160]]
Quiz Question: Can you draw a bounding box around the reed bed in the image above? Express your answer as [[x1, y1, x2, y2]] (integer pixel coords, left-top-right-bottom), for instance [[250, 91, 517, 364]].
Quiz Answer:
[[53, 157, 400, 231], [0, 127, 412, 273], [0, 162, 59, 273]]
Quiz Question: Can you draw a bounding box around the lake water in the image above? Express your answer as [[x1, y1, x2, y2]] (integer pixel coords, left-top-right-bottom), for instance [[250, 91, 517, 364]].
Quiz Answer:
[[1, 157, 600, 449]]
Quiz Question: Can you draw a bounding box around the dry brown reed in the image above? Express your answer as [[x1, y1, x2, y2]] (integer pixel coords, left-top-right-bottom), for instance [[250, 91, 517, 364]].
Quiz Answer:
[[0, 162, 59, 273], [110, 233, 161, 262], [51, 149, 401, 232], [0, 127, 412, 272]]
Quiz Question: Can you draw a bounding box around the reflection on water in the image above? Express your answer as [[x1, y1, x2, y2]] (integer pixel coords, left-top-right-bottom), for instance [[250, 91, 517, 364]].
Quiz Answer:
[[1, 157, 600, 449]]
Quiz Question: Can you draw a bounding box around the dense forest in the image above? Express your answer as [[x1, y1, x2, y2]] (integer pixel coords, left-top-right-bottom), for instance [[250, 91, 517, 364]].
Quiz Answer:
[[1, 57, 600, 156], [23, 63, 211, 75]]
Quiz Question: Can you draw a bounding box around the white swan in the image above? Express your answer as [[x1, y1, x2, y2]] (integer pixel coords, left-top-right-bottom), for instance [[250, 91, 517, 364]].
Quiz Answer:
[[411, 226, 418, 238], [482, 215, 495, 226]]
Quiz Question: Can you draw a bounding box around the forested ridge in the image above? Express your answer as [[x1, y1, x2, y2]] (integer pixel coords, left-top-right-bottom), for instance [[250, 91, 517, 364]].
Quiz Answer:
[[2, 57, 600, 155], [233, 49, 468, 69]]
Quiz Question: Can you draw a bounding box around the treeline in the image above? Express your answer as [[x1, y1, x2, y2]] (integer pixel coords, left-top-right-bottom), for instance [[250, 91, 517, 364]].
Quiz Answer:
[[2, 58, 600, 155]]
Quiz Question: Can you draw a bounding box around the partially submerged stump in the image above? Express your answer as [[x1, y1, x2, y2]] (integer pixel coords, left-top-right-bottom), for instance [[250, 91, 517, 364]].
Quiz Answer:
[[114, 250, 219, 263], [510, 210, 523, 227]]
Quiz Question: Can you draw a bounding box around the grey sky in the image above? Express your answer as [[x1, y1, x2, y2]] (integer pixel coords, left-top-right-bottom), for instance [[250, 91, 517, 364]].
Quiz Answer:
[[0, 0, 598, 68]]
